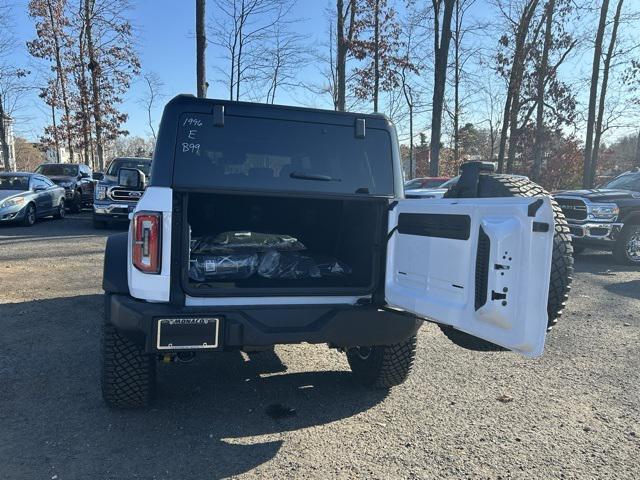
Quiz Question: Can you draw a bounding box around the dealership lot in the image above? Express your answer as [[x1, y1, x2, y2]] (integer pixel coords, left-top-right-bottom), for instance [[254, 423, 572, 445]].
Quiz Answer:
[[0, 213, 638, 480]]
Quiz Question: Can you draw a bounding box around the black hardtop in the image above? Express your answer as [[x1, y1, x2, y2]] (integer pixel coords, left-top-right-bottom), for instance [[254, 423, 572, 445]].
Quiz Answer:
[[150, 94, 403, 196]]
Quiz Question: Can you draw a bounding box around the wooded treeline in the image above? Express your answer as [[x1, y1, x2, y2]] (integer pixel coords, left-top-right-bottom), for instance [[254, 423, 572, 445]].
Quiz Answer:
[[6, 0, 140, 172], [2, 0, 639, 190], [204, 0, 640, 188]]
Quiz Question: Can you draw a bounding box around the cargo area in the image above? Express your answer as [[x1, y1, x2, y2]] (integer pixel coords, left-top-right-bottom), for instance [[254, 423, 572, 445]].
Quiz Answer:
[[184, 192, 386, 294]]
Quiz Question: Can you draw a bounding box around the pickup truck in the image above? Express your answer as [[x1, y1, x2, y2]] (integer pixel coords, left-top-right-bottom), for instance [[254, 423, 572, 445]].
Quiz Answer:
[[100, 95, 573, 408], [92, 157, 152, 228], [555, 169, 640, 265]]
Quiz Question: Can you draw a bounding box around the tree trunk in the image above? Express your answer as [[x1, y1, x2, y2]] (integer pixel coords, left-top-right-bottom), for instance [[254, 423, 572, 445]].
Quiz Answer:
[[50, 97, 61, 162], [196, 0, 207, 98], [590, 0, 624, 187], [77, 15, 91, 167], [497, 0, 540, 172], [583, 0, 610, 188], [531, 0, 555, 182], [85, 0, 104, 171], [409, 103, 414, 178], [46, 0, 74, 162], [453, 0, 460, 164], [497, 90, 512, 172], [236, 2, 245, 102], [373, 0, 380, 112], [336, 0, 345, 110], [429, 0, 455, 176], [0, 94, 11, 171]]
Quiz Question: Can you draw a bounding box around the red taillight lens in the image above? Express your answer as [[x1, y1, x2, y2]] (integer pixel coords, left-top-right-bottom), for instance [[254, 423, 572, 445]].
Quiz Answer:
[[132, 212, 161, 274]]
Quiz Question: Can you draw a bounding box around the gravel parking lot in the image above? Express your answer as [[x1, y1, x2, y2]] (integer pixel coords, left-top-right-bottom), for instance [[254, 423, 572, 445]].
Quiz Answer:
[[0, 213, 638, 480]]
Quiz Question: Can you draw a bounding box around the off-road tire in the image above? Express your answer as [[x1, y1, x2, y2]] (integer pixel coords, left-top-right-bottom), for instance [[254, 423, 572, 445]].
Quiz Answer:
[[572, 245, 585, 256], [440, 174, 573, 350], [53, 200, 65, 219], [613, 224, 640, 266], [71, 190, 82, 213], [101, 322, 156, 408], [21, 203, 36, 227], [347, 335, 417, 388]]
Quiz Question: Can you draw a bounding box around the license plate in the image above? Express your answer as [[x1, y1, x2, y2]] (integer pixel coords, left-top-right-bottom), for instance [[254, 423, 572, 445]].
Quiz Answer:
[[156, 317, 220, 350]]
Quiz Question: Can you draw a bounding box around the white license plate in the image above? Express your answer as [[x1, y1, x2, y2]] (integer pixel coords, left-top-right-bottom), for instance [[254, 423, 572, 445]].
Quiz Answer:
[[156, 317, 220, 350]]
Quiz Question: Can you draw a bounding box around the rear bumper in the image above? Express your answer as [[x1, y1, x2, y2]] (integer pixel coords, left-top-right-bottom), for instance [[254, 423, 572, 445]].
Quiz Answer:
[[107, 293, 422, 352]]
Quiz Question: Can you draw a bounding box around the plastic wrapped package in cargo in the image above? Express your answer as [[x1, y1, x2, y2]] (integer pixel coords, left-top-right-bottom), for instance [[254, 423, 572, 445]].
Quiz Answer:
[[185, 192, 386, 293]]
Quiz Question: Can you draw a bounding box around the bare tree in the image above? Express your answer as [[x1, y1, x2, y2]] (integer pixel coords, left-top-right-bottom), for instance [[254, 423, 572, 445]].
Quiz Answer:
[[496, 0, 542, 172], [531, 0, 556, 182], [257, 25, 308, 103], [336, 0, 357, 111], [196, 0, 207, 98], [138, 72, 165, 142], [83, 0, 140, 171], [429, 0, 455, 175], [589, 0, 625, 186], [210, 0, 292, 101], [0, 4, 29, 171], [27, 0, 76, 162], [582, 0, 610, 187]]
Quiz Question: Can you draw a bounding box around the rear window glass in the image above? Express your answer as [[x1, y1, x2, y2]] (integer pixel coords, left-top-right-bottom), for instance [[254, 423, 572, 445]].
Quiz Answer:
[[172, 113, 394, 195], [106, 159, 151, 177]]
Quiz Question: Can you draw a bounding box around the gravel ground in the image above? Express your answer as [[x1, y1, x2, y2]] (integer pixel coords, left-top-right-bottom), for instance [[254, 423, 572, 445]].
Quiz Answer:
[[0, 213, 638, 480]]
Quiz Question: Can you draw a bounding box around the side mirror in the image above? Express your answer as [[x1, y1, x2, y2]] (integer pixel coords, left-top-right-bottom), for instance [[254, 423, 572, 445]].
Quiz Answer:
[[118, 168, 146, 190], [92, 172, 104, 181], [33, 185, 46, 192]]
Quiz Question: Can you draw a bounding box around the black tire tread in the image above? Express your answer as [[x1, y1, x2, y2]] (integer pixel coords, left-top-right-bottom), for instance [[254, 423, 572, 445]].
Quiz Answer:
[[347, 335, 417, 388], [440, 174, 573, 349], [101, 322, 156, 408]]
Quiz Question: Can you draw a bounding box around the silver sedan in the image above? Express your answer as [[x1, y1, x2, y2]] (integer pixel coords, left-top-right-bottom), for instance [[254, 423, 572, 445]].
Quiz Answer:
[[0, 173, 66, 226]]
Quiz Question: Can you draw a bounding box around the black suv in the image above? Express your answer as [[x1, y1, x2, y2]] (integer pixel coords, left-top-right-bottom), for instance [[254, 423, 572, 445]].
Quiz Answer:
[[93, 157, 152, 228], [35, 163, 95, 213], [555, 169, 640, 264], [100, 95, 573, 408]]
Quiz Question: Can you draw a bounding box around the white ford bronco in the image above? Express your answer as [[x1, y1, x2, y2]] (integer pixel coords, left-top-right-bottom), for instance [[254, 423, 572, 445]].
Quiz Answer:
[[101, 95, 573, 408]]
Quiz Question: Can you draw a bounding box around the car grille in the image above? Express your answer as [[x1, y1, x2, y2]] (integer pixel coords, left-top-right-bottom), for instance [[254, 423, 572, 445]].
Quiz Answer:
[[556, 198, 587, 221], [108, 187, 143, 202]]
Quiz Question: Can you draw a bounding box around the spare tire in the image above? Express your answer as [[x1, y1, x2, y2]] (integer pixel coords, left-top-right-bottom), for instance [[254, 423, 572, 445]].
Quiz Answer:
[[439, 174, 573, 351]]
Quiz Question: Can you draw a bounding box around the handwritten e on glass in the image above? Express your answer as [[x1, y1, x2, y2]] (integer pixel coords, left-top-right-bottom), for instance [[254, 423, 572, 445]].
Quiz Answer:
[[182, 116, 203, 155]]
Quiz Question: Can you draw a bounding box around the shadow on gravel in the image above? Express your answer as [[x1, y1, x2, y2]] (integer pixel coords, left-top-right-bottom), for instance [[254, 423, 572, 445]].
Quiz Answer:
[[0, 294, 386, 479], [573, 251, 639, 275], [604, 279, 640, 300], [0, 212, 124, 245]]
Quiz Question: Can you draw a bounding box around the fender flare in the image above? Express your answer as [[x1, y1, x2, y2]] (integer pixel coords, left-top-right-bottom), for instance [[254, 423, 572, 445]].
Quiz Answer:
[[103, 232, 129, 294]]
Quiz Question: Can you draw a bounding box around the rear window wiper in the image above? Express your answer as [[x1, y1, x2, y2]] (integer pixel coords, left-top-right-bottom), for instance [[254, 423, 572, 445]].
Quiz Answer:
[[289, 171, 341, 182]]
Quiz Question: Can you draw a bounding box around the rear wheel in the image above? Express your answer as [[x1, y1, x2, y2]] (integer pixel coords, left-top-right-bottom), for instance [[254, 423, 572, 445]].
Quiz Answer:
[[70, 190, 82, 213], [440, 174, 574, 350], [101, 322, 156, 408], [54, 200, 65, 219], [572, 244, 585, 256], [346, 335, 417, 388], [613, 224, 640, 265], [21, 204, 36, 227]]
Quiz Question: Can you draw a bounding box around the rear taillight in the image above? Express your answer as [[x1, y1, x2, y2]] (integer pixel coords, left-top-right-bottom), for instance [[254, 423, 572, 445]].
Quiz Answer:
[[132, 211, 161, 274]]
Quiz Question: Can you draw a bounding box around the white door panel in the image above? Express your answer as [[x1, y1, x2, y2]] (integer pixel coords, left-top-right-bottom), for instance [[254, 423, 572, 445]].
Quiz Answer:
[[386, 197, 555, 357]]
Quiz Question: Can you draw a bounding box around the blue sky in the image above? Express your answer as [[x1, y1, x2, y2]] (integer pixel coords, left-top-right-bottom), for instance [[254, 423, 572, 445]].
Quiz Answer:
[[7, 0, 331, 141], [5, 0, 638, 144]]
